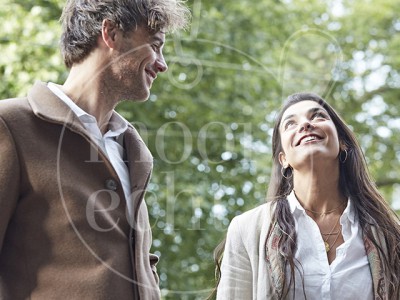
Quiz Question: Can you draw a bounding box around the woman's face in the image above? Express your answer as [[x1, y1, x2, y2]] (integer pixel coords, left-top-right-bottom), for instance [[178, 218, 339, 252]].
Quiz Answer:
[[278, 100, 341, 171]]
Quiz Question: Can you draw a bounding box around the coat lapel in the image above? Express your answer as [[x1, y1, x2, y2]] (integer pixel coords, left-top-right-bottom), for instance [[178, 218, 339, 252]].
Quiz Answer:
[[123, 126, 153, 219]]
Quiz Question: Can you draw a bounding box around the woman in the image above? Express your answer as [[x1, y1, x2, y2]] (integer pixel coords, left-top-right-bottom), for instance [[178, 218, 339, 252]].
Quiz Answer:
[[214, 93, 400, 299]]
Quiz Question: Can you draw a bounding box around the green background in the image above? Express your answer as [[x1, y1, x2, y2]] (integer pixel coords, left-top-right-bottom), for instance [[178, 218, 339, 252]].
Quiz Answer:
[[1, 0, 399, 298]]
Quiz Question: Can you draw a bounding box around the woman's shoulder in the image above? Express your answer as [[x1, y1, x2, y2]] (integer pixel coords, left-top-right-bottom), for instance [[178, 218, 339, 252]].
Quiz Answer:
[[233, 201, 275, 224], [224, 202, 276, 258], [228, 202, 275, 239]]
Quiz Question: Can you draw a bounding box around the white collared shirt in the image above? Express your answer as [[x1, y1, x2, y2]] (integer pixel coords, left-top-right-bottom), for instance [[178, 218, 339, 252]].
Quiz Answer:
[[286, 191, 373, 299], [47, 82, 133, 217]]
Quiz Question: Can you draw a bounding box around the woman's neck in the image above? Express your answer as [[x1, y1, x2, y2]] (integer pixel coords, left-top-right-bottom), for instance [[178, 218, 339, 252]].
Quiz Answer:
[[292, 165, 345, 213]]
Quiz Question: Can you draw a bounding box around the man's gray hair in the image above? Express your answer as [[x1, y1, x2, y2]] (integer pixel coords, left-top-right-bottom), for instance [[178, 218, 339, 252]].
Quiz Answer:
[[60, 0, 191, 68]]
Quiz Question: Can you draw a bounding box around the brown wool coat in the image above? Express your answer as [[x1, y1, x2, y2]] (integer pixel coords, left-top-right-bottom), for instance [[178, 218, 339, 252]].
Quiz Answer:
[[0, 82, 160, 299]]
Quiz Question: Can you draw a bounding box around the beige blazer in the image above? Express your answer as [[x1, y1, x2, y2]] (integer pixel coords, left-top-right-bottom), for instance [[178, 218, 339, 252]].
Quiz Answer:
[[217, 201, 389, 299], [0, 82, 160, 299]]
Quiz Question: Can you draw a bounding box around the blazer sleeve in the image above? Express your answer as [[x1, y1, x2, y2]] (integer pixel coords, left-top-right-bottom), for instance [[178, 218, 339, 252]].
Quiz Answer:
[[217, 216, 253, 300], [0, 117, 20, 252]]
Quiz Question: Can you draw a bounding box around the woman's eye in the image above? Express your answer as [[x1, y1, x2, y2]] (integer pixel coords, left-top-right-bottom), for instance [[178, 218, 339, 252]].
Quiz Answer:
[[284, 120, 296, 129], [312, 112, 327, 120]]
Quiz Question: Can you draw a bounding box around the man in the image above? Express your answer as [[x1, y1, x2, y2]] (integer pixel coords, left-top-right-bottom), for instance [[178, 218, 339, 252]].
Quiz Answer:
[[0, 0, 189, 299]]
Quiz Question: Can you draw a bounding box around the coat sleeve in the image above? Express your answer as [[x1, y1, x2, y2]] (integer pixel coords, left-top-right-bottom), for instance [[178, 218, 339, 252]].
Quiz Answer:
[[217, 216, 253, 300], [0, 117, 20, 252]]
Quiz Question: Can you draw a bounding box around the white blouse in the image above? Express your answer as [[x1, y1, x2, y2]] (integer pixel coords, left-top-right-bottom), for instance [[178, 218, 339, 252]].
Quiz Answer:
[[286, 191, 373, 300]]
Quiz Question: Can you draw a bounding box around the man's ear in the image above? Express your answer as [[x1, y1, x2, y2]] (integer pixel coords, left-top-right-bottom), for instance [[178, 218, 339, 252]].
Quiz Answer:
[[101, 19, 119, 49]]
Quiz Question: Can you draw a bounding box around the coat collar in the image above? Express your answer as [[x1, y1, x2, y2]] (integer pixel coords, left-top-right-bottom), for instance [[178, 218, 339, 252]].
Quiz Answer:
[[28, 81, 151, 152], [28, 81, 87, 135]]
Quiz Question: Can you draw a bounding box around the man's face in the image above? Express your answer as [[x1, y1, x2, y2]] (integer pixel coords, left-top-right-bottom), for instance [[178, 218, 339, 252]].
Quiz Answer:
[[108, 26, 168, 102]]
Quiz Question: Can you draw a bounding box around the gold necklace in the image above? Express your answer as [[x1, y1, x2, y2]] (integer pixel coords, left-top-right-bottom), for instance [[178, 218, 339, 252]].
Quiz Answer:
[[326, 228, 341, 253], [323, 216, 341, 252], [305, 201, 345, 216], [321, 229, 340, 235]]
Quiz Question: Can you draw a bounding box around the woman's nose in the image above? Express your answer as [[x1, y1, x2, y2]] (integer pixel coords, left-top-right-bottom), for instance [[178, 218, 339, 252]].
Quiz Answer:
[[299, 121, 314, 132]]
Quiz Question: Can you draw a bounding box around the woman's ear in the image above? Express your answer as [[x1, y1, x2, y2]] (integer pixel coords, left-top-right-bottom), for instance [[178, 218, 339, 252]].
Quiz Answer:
[[279, 152, 289, 168], [339, 140, 348, 151]]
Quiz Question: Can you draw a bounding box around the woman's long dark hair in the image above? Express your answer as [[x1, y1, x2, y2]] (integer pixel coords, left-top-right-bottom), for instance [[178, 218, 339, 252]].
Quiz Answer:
[[212, 92, 400, 299]]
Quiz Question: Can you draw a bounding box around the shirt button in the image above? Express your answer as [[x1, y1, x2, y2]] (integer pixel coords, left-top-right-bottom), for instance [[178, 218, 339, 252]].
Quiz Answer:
[[105, 179, 118, 191]]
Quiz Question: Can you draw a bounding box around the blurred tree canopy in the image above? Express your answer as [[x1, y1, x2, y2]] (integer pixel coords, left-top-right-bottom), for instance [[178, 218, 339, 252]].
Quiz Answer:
[[1, 0, 399, 298]]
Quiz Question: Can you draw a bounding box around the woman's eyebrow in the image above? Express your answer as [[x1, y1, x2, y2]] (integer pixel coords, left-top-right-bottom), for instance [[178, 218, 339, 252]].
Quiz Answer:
[[308, 107, 325, 114], [282, 114, 294, 123], [281, 107, 327, 125]]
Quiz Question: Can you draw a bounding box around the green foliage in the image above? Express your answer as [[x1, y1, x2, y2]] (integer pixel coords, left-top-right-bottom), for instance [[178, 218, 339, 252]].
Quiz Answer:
[[1, 0, 399, 298], [0, 0, 65, 97]]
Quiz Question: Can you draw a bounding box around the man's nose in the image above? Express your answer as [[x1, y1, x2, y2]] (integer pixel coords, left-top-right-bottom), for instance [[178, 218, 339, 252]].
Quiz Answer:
[[155, 54, 168, 73]]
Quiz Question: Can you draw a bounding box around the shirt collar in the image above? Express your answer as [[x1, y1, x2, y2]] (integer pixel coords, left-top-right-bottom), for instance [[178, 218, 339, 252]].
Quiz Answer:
[[341, 197, 355, 224], [47, 82, 128, 138], [47, 82, 89, 120], [106, 112, 129, 138], [287, 190, 305, 215], [287, 190, 355, 224]]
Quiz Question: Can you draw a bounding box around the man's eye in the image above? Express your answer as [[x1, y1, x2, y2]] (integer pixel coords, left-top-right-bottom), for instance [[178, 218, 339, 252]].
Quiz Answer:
[[152, 44, 161, 51]]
